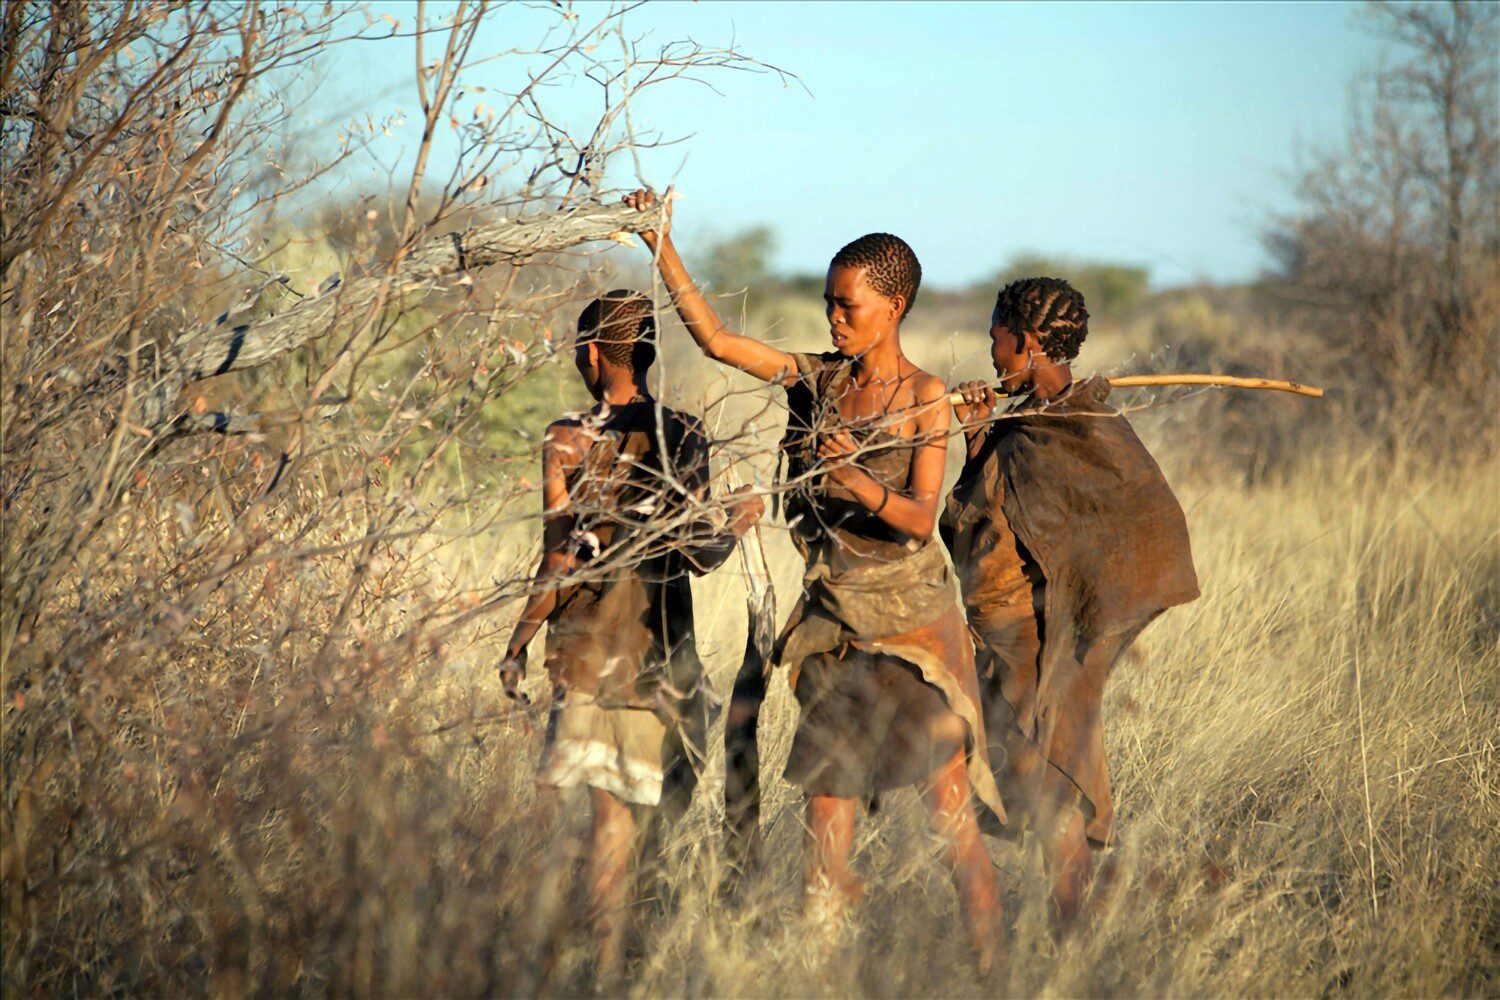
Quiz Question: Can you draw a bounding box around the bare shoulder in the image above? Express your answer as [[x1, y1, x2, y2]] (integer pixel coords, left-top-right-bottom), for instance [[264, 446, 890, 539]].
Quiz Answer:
[[907, 370, 952, 437], [543, 417, 589, 466], [911, 370, 950, 404], [544, 417, 585, 444]]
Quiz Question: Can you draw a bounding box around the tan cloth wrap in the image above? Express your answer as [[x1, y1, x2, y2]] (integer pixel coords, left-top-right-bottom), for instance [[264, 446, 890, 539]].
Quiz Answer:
[[537, 696, 668, 806], [776, 539, 1006, 823]]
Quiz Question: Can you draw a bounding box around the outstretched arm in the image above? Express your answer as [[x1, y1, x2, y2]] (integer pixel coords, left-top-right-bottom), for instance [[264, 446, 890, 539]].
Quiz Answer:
[[817, 376, 951, 542], [624, 189, 798, 385], [498, 423, 582, 697]]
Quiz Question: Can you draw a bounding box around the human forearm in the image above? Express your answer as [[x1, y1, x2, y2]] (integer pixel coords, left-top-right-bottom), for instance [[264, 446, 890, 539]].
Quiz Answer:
[[626, 189, 795, 383], [828, 466, 938, 541], [648, 234, 732, 358], [964, 422, 990, 460], [502, 549, 577, 657], [503, 588, 556, 659]]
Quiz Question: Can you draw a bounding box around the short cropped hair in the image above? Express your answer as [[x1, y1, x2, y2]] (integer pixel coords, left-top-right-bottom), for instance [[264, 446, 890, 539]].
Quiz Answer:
[[994, 277, 1089, 362], [577, 290, 656, 372], [830, 233, 921, 317]]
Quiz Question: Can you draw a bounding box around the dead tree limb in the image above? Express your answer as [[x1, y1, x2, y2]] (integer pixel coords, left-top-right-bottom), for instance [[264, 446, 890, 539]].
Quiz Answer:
[[172, 202, 651, 387], [169, 395, 350, 437]]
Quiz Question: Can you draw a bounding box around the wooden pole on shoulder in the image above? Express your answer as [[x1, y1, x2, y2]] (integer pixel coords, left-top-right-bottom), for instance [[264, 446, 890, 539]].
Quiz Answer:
[[945, 373, 1324, 407], [1106, 374, 1323, 397]]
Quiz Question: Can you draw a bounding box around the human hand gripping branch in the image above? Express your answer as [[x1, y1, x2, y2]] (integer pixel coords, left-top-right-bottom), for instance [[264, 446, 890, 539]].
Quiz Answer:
[[624, 189, 800, 385], [951, 379, 1002, 458]]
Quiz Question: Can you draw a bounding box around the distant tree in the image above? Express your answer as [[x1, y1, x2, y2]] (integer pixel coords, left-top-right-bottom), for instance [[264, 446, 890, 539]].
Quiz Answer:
[[698, 225, 777, 295], [779, 272, 829, 298], [1264, 1, 1498, 395], [985, 254, 1151, 319]]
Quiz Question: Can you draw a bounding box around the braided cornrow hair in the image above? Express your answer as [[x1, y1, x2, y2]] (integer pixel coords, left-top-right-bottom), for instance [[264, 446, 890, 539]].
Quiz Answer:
[[830, 232, 921, 317], [577, 289, 657, 371], [993, 277, 1089, 361]]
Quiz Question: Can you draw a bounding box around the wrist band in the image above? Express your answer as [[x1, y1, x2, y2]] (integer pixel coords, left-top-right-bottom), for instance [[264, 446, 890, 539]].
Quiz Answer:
[[873, 485, 891, 515]]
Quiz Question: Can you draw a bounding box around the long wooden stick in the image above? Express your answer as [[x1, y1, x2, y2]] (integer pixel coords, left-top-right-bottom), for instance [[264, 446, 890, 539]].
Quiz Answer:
[[1107, 374, 1323, 397], [945, 373, 1323, 406]]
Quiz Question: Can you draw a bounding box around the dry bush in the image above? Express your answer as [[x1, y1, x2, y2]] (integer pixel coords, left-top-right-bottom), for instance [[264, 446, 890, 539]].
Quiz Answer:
[[1263, 1, 1498, 434], [1, 2, 778, 993]]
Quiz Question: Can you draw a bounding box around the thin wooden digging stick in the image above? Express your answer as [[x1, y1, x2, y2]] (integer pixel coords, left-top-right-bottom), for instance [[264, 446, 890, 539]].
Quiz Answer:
[[945, 373, 1324, 406]]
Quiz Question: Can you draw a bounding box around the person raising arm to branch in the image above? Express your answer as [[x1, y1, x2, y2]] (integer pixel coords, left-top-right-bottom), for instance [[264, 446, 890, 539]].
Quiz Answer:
[[623, 188, 947, 542], [624, 189, 799, 385], [624, 189, 1006, 972]]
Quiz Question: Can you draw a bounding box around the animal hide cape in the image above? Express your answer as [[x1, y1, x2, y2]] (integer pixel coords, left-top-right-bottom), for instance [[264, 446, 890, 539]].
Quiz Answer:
[[944, 375, 1200, 843]]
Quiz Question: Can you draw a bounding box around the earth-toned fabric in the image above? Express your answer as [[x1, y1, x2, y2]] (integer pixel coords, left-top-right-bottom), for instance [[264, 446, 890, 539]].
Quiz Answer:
[[941, 376, 1198, 845], [769, 352, 1005, 823], [540, 401, 730, 810], [786, 646, 963, 799], [537, 696, 669, 806]]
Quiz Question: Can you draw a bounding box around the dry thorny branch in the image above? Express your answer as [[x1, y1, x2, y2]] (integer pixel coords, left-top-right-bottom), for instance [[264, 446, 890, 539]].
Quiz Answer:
[[0, 4, 790, 992]]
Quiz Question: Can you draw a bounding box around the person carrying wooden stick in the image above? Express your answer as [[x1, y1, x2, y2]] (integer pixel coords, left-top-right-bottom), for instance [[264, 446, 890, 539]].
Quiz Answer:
[[498, 290, 764, 986], [623, 189, 1005, 969], [943, 276, 1200, 935]]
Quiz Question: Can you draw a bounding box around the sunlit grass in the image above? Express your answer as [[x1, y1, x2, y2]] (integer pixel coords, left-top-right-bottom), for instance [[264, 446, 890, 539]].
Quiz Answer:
[[4, 325, 1495, 997]]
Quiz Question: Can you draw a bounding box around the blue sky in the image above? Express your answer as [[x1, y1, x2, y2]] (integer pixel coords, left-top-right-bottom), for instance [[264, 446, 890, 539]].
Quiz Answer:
[[328, 2, 1385, 288]]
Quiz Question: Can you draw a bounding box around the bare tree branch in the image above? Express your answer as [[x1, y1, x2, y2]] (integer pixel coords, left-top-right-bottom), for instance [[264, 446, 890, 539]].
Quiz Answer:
[[172, 202, 650, 386]]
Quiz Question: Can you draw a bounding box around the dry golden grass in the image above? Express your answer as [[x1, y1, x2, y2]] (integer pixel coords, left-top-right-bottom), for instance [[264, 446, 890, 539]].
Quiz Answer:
[[625, 414, 1497, 998], [4, 313, 1496, 996]]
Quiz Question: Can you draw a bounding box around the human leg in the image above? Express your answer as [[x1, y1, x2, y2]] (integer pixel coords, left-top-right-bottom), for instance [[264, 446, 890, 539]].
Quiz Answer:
[[1040, 802, 1092, 937], [805, 794, 863, 917], [923, 749, 1004, 972], [588, 786, 636, 985]]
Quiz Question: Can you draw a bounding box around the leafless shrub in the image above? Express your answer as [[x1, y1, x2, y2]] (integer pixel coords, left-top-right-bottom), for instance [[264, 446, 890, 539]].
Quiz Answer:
[[1263, 1, 1498, 431], [0, 2, 782, 992]]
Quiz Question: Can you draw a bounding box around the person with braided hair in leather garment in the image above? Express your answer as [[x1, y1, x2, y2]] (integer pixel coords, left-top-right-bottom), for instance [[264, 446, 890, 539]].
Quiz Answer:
[[944, 277, 1199, 936], [623, 189, 1005, 971], [498, 291, 764, 987]]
